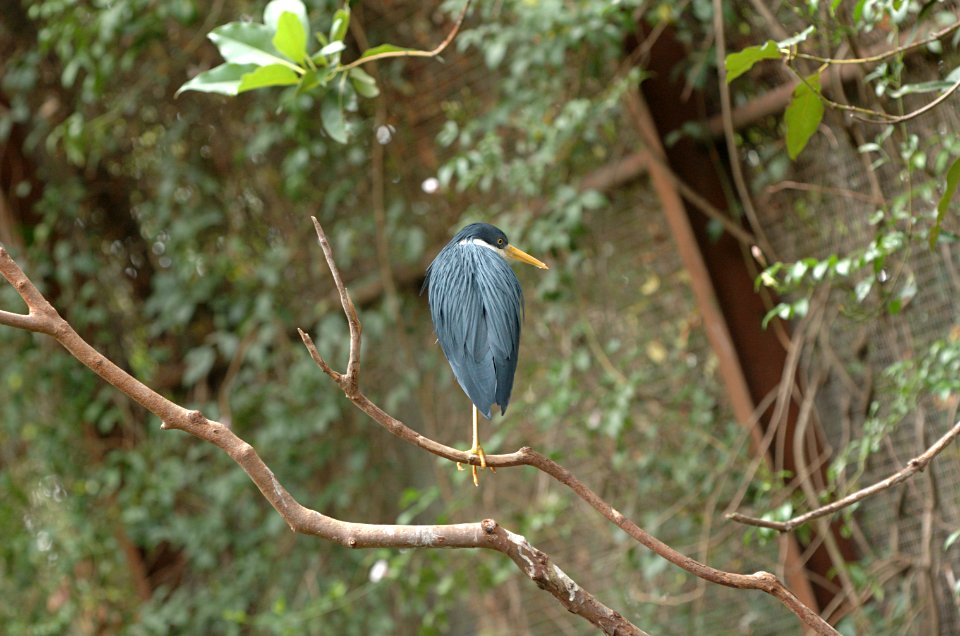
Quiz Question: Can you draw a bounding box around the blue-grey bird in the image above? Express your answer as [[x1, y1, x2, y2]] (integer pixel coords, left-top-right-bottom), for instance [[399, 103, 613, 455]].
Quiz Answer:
[[422, 223, 548, 485]]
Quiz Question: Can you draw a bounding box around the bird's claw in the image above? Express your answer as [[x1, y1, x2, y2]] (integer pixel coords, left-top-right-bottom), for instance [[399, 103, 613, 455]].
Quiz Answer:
[[457, 445, 493, 487]]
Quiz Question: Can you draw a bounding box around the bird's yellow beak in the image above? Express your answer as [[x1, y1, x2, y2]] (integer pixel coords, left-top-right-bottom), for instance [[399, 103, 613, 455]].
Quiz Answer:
[[505, 244, 549, 270]]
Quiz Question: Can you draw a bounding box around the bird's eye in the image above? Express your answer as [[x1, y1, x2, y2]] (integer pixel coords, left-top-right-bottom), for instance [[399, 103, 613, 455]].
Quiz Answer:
[[497, 238, 504, 246]]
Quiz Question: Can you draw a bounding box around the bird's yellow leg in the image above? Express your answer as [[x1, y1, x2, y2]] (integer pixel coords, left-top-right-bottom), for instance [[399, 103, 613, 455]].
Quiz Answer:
[[457, 405, 494, 486]]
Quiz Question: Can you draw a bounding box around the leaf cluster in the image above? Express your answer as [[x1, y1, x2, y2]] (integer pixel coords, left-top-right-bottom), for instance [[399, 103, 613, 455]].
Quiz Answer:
[[176, 0, 422, 143]]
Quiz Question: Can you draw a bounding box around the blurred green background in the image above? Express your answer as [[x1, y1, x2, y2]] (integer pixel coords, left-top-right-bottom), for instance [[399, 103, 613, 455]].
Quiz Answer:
[[3, 1, 960, 634]]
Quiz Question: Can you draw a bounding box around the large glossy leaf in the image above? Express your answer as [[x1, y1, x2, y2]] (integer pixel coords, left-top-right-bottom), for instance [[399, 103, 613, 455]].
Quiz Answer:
[[264, 0, 309, 40], [208, 22, 295, 69], [237, 64, 300, 93], [176, 63, 258, 96], [725, 41, 780, 83], [272, 12, 308, 64], [784, 73, 824, 159]]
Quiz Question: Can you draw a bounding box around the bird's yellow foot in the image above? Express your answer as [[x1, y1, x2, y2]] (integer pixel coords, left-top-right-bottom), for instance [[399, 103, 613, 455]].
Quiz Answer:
[[457, 444, 495, 487]]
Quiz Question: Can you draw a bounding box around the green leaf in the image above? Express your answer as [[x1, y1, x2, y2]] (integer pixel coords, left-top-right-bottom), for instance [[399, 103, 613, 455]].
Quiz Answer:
[[208, 22, 297, 70], [931, 156, 960, 249], [237, 64, 300, 93], [321, 95, 348, 144], [329, 7, 350, 44], [725, 40, 780, 84], [272, 11, 308, 64], [893, 65, 960, 98], [360, 43, 423, 60], [890, 79, 956, 98], [349, 67, 379, 98], [264, 0, 309, 41], [176, 63, 258, 96], [784, 73, 824, 159]]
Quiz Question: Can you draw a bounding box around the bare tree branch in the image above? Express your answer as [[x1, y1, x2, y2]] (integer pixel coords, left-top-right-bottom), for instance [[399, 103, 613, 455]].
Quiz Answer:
[[0, 243, 646, 635], [0, 223, 839, 634], [728, 418, 960, 532], [299, 220, 840, 636], [793, 18, 960, 66]]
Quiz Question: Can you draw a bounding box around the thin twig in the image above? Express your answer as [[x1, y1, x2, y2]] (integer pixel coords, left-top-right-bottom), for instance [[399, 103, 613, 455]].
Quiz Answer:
[[340, 0, 471, 71], [578, 147, 757, 246], [794, 19, 960, 66], [728, 418, 960, 532], [310, 217, 361, 394], [854, 75, 960, 124], [785, 50, 960, 126], [764, 180, 885, 205], [643, 149, 757, 246], [712, 0, 777, 262]]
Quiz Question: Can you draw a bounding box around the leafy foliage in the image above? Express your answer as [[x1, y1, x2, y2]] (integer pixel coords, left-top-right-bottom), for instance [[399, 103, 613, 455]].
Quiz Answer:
[[177, 0, 427, 142], [5, 0, 960, 633], [783, 73, 824, 160], [724, 40, 780, 83]]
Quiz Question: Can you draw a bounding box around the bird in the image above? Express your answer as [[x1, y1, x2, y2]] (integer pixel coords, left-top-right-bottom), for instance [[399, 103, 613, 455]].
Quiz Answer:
[[422, 223, 549, 486]]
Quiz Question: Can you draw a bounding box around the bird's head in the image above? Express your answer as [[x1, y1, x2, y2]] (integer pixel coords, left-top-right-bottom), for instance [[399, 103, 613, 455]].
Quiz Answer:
[[455, 223, 549, 270]]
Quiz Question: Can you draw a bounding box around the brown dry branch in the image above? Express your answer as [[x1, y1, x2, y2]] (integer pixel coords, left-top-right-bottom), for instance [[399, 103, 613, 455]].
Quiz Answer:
[[0, 217, 838, 633], [728, 417, 960, 533], [299, 218, 839, 636], [0, 244, 645, 636]]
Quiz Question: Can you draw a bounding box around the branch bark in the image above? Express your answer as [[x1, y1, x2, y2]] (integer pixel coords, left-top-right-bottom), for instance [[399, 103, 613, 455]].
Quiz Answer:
[[0, 223, 837, 633], [299, 220, 839, 635], [728, 418, 960, 532], [0, 243, 643, 635]]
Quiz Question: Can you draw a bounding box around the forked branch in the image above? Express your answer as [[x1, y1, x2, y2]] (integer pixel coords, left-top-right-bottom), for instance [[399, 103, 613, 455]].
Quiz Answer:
[[0, 224, 837, 634], [299, 219, 839, 636], [0, 243, 643, 636]]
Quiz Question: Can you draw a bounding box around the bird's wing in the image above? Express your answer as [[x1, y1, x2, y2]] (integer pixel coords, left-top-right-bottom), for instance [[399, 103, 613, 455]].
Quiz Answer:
[[427, 245, 498, 418], [426, 244, 524, 418], [473, 249, 523, 415]]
